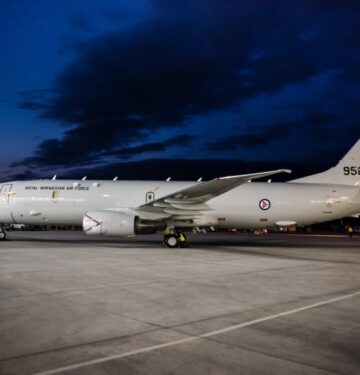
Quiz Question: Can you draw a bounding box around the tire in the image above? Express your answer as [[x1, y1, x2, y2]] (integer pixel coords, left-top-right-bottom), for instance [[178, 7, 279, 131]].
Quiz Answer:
[[0, 231, 6, 240], [165, 235, 178, 248]]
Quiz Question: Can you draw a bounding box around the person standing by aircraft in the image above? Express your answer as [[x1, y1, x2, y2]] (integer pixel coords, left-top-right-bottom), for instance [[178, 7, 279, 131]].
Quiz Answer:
[[348, 226, 353, 238], [178, 232, 188, 248]]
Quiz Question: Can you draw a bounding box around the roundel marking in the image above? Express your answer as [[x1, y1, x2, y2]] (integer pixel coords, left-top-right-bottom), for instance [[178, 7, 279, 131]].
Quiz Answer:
[[259, 198, 271, 210]]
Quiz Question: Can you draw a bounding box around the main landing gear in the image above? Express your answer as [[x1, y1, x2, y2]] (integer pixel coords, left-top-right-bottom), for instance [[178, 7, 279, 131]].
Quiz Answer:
[[163, 231, 188, 248]]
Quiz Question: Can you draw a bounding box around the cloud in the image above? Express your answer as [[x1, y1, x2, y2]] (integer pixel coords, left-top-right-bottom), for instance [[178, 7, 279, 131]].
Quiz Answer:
[[210, 123, 290, 150], [16, 0, 360, 170], [17, 89, 54, 111], [100, 134, 192, 159], [12, 134, 193, 168], [304, 111, 338, 125], [67, 12, 98, 33], [209, 111, 339, 150]]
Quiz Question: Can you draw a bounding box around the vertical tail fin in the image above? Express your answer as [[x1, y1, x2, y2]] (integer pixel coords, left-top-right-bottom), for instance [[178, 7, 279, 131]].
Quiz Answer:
[[291, 140, 360, 186]]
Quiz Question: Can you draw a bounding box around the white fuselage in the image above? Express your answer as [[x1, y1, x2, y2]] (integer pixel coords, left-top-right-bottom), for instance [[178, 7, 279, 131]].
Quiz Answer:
[[1, 180, 359, 229]]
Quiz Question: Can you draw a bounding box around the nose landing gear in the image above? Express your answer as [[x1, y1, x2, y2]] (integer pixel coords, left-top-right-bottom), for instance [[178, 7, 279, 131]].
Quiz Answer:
[[0, 227, 6, 241]]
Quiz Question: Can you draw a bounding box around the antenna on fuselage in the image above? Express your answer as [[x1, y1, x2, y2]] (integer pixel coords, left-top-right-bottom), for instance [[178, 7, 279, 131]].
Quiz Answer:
[[82, 176, 87, 181], [52, 175, 57, 180], [113, 176, 118, 181], [166, 177, 171, 182], [197, 177, 203, 182]]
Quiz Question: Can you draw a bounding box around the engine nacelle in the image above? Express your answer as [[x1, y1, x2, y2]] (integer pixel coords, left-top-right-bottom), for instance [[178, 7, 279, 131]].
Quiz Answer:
[[83, 210, 136, 237]]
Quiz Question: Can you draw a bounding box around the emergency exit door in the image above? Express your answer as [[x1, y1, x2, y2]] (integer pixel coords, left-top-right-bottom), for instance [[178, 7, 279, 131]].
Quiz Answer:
[[146, 191, 155, 203], [0, 184, 12, 205]]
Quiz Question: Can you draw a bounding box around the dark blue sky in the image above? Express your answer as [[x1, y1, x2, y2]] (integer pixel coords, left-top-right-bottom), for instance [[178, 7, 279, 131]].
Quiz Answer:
[[1, 0, 359, 181]]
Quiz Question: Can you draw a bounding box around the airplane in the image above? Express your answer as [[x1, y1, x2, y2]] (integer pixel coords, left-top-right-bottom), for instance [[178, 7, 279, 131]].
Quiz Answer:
[[0, 140, 359, 247]]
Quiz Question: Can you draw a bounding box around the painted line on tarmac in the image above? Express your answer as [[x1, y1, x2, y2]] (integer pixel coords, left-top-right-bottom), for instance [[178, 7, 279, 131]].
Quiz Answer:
[[33, 290, 360, 375]]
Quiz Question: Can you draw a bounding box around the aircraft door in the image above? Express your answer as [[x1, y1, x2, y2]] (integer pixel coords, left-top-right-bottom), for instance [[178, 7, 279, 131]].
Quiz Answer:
[[0, 184, 12, 205]]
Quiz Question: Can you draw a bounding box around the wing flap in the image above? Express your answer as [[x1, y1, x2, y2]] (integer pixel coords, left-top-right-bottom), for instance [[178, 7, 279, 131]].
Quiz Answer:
[[169, 203, 211, 210]]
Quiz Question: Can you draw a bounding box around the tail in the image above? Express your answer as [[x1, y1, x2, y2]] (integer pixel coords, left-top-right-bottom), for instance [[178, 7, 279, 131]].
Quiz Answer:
[[291, 139, 360, 186]]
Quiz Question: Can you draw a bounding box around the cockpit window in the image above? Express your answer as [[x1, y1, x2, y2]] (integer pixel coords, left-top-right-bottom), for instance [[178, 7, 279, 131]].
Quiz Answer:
[[0, 184, 12, 194]]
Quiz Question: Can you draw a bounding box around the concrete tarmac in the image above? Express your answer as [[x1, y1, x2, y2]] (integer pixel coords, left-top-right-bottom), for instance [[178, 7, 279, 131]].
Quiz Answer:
[[0, 231, 359, 375]]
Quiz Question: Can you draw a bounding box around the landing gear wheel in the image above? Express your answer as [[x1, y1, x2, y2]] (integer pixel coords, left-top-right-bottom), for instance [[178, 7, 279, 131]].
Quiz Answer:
[[165, 235, 178, 248], [0, 231, 6, 240]]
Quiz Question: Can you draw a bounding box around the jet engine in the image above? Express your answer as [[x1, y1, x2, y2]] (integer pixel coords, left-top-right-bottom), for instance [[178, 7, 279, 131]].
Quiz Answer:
[[83, 210, 157, 237]]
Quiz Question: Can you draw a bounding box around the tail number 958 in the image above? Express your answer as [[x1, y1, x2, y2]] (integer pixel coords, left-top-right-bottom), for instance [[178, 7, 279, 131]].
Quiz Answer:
[[343, 166, 360, 175]]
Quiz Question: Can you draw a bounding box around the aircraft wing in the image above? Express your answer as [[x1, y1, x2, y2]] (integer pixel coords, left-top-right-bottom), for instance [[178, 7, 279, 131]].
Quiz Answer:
[[135, 169, 291, 219]]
